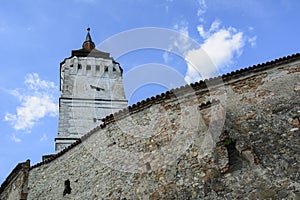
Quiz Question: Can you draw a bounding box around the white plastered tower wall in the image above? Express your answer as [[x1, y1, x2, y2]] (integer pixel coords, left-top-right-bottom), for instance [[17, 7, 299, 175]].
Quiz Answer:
[[55, 29, 128, 152]]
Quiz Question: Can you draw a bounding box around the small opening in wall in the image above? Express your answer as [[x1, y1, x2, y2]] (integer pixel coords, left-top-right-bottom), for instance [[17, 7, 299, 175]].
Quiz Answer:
[[86, 65, 91, 71], [96, 65, 100, 71], [113, 67, 116, 71], [78, 64, 82, 70], [146, 162, 151, 171], [63, 179, 72, 196], [104, 66, 108, 72], [224, 139, 243, 172]]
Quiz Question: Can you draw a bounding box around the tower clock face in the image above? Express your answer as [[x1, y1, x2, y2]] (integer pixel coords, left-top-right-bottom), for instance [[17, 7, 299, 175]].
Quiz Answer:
[[74, 76, 108, 98], [87, 78, 106, 93]]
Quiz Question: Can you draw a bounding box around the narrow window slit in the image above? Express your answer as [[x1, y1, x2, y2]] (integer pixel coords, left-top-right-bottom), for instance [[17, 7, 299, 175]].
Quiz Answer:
[[63, 179, 72, 196]]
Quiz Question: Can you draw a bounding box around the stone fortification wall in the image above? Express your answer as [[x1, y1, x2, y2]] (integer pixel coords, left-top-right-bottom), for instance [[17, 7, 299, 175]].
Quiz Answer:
[[0, 160, 30, 200], [18, 56, 300, 199]]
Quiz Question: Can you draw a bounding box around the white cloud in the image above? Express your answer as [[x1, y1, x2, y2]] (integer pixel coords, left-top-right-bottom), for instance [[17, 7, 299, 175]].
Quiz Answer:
[[201, 28, 244, 67], [197, 20, 221, 38], [4, 73, 58, 131], [184, 21, 245, 83], [185, 48, 216, 83], [197, 0, 207, 22], [163, 0, 256, 83], [11, 134, 21, 143], [24, 73, 56, 91], [248, 36, 257, 47], [173, 22, 189, 36]]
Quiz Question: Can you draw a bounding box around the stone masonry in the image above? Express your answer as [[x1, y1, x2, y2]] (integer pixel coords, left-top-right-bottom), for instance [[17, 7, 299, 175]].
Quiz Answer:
[[20, 54, 300, 199], [0, 160, 30, 200]]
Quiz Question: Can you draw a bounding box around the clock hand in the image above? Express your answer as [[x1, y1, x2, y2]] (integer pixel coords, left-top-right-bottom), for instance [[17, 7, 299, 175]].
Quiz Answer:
[[90, 85, 105, 91]]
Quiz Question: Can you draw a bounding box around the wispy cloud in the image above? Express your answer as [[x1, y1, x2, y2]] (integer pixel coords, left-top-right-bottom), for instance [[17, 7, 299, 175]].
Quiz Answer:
[[248, 36, 257, 47], [40, 133, 48, 142], [11, 134, 21, 143], [163, 20, 191, 63], [4, 73, 58, 132], [24, 73, 56, 91], [197, 0, 207, 22]]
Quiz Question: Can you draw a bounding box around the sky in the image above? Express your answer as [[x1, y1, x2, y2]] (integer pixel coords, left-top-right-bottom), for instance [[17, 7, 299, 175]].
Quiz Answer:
[[0, 0, 300, 184]]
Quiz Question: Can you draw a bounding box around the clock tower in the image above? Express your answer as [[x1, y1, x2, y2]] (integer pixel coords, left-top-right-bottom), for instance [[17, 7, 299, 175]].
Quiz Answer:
[[55, 28, 128, 152]]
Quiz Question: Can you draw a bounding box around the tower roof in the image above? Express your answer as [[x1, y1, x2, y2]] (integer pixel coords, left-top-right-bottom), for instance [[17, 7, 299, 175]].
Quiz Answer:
[[82, 27, 95, 50], [71, 27, 111, 59]]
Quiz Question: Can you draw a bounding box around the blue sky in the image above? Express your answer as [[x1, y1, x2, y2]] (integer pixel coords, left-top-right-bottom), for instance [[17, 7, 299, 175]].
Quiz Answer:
[[0, 0, 299, 183]]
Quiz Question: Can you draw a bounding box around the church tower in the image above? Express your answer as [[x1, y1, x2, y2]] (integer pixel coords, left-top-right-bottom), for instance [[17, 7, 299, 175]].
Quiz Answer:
[[55, 28, 128, 152]]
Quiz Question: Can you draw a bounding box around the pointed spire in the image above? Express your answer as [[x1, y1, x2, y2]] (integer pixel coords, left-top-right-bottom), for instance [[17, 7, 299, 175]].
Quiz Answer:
[[82, 27, 95, 51], [71, 27, 111, 58], [85, 27, 92, 42]]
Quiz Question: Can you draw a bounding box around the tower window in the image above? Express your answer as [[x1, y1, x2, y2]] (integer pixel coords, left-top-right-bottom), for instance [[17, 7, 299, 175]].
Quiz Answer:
[[96, 65, 100, 71], [104, 66, 108, 72], [78, 64, 82, 70], [86, 65, 91, 71]]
